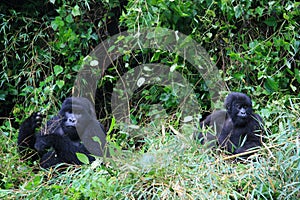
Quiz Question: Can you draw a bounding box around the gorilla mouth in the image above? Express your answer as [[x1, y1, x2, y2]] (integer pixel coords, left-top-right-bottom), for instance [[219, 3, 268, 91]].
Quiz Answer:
[[238, 117, 248, 121], [65, 126, 76, 129]]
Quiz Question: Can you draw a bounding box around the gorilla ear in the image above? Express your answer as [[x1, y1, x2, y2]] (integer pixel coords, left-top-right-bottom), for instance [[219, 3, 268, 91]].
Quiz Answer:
[[59, 98, 72, 116], [85, 99, 97, 118], [244, 95, 252, 106], [224, 93, 234, 110]]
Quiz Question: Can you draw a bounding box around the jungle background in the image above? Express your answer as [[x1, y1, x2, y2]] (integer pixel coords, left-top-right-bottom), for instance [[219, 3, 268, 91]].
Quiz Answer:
[[0, 0, 299, 199]]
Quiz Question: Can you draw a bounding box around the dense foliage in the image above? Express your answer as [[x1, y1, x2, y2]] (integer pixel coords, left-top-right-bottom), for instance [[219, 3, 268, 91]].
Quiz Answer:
[[0, 0, 299, 199]]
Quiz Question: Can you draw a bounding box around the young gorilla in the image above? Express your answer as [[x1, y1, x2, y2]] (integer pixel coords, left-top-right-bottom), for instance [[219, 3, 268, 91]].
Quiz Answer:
[[18, 97, 108, 168], [195, 92, 264, 156]]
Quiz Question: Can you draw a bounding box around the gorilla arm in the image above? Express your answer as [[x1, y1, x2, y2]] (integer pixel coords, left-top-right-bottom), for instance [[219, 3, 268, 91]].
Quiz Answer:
[[53, 135, 95, 165], [18, 112, 43, 160], [196, 110, 227, 146], [35, 133, 95, 165], [232, 114, 264, 154], [77, 119, 109, 158]]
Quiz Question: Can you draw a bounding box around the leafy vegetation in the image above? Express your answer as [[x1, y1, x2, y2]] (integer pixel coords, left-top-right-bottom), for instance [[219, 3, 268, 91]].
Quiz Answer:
[[0, 0, 299, 199]]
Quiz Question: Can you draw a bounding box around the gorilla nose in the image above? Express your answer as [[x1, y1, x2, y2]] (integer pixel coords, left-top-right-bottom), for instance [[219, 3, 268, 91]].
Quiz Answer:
[[65, 117, 77, 126], [68, 118, 76, 123]]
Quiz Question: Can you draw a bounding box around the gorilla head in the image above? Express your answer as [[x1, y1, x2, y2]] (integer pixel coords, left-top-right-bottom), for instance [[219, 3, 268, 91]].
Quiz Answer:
[[36, 97, 107, 156], [224, 92, 253, 127], [56, 97, 98, 140]]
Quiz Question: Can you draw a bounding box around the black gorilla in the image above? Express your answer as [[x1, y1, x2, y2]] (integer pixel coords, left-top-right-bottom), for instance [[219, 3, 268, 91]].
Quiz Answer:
[[195, 92, 264, 156], [18, 97, 108, 168]]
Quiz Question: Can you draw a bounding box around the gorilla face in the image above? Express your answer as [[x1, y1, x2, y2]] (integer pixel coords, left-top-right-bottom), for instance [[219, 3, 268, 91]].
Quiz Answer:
[[235, 104, 247, 118], [230, 101, 253, 126], [62, 111, 82, 140], [64, 111, 79, 127]]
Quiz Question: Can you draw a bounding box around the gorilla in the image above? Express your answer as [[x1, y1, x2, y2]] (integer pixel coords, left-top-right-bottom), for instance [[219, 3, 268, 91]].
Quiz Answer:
[[18, 97, 108, 168], [195, 92, 264, 156]]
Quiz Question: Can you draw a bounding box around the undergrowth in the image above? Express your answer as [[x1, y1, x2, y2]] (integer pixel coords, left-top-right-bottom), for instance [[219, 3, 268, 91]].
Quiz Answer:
[[1, 100, 299, 199]]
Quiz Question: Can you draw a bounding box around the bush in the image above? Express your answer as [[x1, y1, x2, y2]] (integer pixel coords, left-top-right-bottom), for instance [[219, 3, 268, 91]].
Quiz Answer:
[[0, 0, 299, 199]]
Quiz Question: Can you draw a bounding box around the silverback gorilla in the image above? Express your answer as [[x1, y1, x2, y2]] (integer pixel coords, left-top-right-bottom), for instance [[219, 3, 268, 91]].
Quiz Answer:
[[195, 92, 264, 156], [18, 97, 108, 168]]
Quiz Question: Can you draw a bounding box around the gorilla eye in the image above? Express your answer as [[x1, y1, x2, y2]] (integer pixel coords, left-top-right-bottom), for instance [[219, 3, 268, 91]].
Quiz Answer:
[[72, 110, 82, 115], [235, 104, 241, 109]]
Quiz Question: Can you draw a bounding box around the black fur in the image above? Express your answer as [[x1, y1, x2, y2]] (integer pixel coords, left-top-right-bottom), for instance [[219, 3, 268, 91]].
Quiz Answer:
[[196, 92, 264, 156], [18, 97, 108, 168]]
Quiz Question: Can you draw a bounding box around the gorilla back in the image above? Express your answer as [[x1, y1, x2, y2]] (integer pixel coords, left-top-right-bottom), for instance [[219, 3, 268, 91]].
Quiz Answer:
[[18, 97, 108, 168]]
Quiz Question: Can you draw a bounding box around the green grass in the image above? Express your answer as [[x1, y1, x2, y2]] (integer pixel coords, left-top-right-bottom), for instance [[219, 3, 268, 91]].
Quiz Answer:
[[0, 113, 299, 199]]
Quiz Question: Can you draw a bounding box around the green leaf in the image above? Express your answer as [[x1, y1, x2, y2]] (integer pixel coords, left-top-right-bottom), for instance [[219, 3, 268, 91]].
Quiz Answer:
[[54, 65, 63, 76], [72, 5, 81, 17], [55, 80, 65, 88], [76, 153, 90, 164], [51, 16, 64, 31], [234, 5, 243, 18], [264, 77, 279, 93], [255, 7, 264, 17], [264, 17, 277, 27], [24, 176, 43, 190], [233, 72, 245, 80], [107, 116, 115, 135], [92, 136, 101, 144], [66, 14, 73, 23]]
